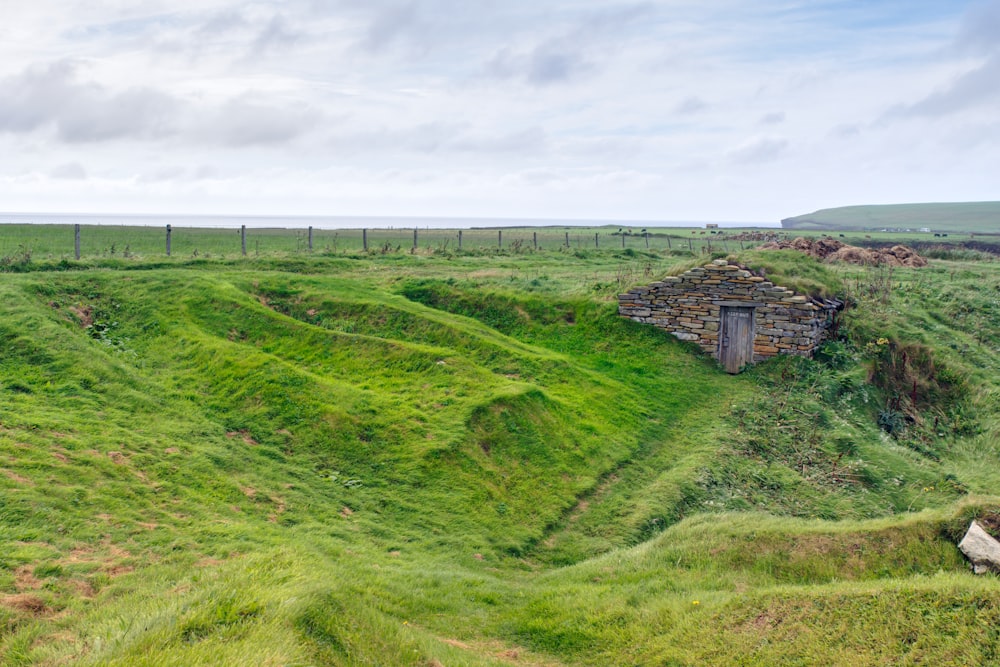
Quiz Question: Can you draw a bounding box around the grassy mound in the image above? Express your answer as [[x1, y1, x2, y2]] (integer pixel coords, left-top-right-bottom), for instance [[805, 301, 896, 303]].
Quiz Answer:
[[0, 249, 998, 665]]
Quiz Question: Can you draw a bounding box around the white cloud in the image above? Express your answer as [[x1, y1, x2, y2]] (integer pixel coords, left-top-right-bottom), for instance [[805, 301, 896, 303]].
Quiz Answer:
[[0, 1, 996, 222], [729, 136, 789, 164], [0, 60, 179, 142], [50, 162, 88, 180], [887, 54, 1000, 117], [674, 97, 709, 115]]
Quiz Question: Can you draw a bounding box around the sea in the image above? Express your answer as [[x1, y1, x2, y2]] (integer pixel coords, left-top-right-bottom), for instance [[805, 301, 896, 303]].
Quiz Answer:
[[0, 212, 779, 230]]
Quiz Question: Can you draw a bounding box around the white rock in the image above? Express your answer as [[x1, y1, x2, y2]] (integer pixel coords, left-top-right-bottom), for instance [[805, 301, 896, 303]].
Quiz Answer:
[[958, 521, 1000, 574]]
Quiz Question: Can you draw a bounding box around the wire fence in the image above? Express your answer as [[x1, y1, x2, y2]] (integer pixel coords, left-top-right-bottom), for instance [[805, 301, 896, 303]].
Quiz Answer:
[[0, 223, 782, 261]]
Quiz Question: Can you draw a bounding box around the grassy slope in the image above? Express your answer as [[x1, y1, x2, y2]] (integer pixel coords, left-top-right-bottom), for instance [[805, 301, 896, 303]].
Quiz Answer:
[[782, 202, 1000, 233], [0, 248, 998, 665]]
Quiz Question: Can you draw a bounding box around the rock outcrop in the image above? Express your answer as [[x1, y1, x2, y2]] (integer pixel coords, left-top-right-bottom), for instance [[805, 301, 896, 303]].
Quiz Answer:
[[958, 521, 1000, 574]]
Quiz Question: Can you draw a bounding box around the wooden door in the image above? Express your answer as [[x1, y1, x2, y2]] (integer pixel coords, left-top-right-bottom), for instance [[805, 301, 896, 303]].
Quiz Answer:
[[719, 306, 755, 374]]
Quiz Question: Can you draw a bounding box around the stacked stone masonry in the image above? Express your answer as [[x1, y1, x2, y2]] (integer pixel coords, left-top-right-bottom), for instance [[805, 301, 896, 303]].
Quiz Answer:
[[618, 259, 840, 363]]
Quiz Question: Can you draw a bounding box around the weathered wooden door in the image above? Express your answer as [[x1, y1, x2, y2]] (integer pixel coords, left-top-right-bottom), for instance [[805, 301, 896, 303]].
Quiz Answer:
[[719, 306, 755, 374]]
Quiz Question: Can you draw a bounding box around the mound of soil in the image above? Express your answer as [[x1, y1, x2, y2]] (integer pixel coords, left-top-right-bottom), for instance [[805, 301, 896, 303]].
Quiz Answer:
[[758, 237, 928, 267]]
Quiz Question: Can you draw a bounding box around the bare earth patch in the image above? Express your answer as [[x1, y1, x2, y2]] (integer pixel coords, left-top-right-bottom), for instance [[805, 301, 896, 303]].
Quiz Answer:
[[2, 468, 34, 485], [226, 430, 259, 446], [2, 593, 50, 616], [759, 237, 928, 267], [67, 305, 93, 328], [15, 565, 42, 590]]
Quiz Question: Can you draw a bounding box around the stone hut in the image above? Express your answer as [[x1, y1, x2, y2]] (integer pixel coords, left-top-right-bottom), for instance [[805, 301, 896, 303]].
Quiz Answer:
[[618, 259, 841, 373]]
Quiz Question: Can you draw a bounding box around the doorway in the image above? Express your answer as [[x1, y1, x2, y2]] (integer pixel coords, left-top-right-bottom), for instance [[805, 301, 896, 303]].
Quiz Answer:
[[718, 306, 755, 374]]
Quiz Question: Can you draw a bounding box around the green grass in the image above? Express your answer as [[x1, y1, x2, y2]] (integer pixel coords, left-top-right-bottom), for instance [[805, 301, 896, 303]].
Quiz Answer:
[[782, 201, 1000, 234], [0, 238, 999, 665]]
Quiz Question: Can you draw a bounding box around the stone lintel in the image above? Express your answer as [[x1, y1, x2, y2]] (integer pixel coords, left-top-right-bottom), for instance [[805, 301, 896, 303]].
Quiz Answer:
[[712, 300, 763, 308]]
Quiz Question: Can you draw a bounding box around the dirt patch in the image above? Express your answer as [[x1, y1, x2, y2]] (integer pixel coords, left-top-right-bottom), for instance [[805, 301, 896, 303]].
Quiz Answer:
[[103, 564, 135, 577], [240, 486, 257, 498], [2, 469, 34, 485], [107, 451, 127, 465], [340, 506, 354, 518], [62, 546, 96, 564], [758, 237, 928, 267], [2, 594, 50, 616], [69, 579, 96, 598], [226, 430, 258, 446], [752, 611, 779, 631], [267, 495, 288, 522], [15, 566, 42, 591], [434, 636, 548, 665], [54, 544, 119, 577], [67, 305, 93, 328], [566, 500, 589, 523]]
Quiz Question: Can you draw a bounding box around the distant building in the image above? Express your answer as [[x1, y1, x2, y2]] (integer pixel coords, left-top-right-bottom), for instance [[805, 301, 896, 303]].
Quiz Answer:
[[919, 227, 931, 233], [705, 223, 719, 229]]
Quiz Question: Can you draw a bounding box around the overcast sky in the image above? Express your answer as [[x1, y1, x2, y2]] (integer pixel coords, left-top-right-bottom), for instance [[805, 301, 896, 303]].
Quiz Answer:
[[1, 0, 998, 223]]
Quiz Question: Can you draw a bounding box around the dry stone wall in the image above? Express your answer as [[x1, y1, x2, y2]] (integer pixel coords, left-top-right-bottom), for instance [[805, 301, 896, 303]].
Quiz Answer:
[[619, 259, 838, 363]]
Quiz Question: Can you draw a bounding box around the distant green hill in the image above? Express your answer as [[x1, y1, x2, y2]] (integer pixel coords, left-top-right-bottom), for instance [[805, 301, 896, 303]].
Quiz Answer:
[[782, 202, 1000, 233]]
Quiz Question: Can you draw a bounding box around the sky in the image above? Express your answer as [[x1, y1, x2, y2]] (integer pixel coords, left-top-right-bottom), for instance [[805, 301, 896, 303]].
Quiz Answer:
[[1, 0, 998, 223]]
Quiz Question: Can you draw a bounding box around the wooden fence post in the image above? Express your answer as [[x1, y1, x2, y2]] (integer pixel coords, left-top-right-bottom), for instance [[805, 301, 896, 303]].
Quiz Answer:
[[413, 228, 418, 250], [458, 229, 463, 249], [363, 228, 368, 252], [498, 230, 503, 248], [166, 224, 172, 256], [533, 231, 538, 250], [308, 226, 313, 252], [241, 225, 247, 256], [666, 235, 672, 249], [621, 233, 626, 248], [688, 238, 693, 252], [74, 224, 81, 260], [645, 232, 649, 249], [595, 233, 599, 248]]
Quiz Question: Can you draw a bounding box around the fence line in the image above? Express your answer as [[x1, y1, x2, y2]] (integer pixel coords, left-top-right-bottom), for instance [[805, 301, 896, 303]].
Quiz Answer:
[[0, 223, 776, 260]]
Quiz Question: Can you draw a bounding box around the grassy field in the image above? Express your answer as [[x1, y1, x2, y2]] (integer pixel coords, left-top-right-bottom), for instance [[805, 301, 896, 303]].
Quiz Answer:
[[782, 202, 1000, 234], [1, 230, 999, 665]]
